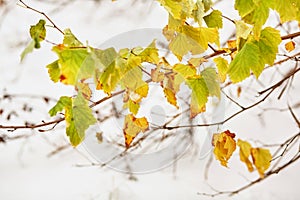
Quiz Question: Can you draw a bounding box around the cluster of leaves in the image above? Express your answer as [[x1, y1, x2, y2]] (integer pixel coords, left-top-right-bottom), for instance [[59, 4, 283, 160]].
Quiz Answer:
[[213, 130, 272, 178], [20, 0, 300, 176]]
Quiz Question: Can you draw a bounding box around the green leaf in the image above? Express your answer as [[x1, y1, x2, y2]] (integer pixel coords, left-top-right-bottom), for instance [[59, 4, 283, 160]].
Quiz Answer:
[[96, 59, 122, 95], [204, 10, 223, 29], [235, 0, 276, 38], [49, 96, 72, 117], [235, 0, 255, 17], [256, 27, 281, 65], [30, 19, 46, 48], [201, 67, 220, 98], [52, 46, 89, 85], [20, 40, 35, 62], [48, 95, 96, 146], [228, 42, 262, 83], [20, 19, 46, 61], [272, 0, 300, 23], [68, 94, 96, 146], [186, 75, 209, 118], [228, 27, 280, 82]]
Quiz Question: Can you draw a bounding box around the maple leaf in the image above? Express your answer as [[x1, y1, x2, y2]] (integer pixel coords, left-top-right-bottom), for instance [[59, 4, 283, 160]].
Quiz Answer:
[[251, 148, 272, 178], [212, 130, 236, 167], [49, 94, 96, 146], [123, 114, 149, 148]]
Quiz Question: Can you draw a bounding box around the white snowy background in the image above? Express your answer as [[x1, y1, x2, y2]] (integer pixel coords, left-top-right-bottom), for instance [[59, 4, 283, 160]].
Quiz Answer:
[[0, 0, 299, 199]]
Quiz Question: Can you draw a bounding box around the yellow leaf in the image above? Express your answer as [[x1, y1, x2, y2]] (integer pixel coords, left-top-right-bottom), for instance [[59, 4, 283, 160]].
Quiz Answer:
[[237, 139, 254, 172], [213, 57, 229, 83], [285, 41, 296, 52], [212, 130, 236, 167], [188, 57, 207, 67], [227, 40, 237, 49], [123, 114, 149, 148], [162, 73, 181, 108], [163, 88, 178, 108], [251, 148, 272, 178]]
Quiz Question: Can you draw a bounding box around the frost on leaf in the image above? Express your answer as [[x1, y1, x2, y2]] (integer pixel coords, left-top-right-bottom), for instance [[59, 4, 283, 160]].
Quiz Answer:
[[123, 114, 149, 148], [212, 130, 236, 167], [48, 94, 96, 146]]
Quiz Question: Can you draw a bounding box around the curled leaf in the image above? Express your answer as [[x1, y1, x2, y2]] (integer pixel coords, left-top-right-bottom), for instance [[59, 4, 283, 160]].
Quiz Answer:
[[212, 130, 236, 167]]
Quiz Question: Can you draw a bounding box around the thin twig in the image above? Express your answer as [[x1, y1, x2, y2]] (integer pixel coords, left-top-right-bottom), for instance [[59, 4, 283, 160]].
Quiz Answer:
[[18, 0, 64, 34]]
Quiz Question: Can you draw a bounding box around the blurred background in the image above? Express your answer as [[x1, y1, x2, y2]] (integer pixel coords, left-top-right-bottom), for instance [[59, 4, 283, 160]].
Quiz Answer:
[[0, 0, 299, 199]]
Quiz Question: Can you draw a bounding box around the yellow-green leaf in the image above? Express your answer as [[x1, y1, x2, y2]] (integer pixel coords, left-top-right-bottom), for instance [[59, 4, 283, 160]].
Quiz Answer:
[[30, 19, 46, 48], [52, 46, 90, 85], [21, 19, 46, 61], [272, 0, 300, 23], [213, 57, 229, 83], [204, 10, 223, 29], [173, 63, 197, 79], [186, 75, 209, 117], [201, 67, 220, 98], [63, 28, 83, 47], [235, 20, 252, 40], [49, 95, 96, 146], [228, 42, 262, 82], [256, 27, 281, 66], [46, 60, 60, 83]]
